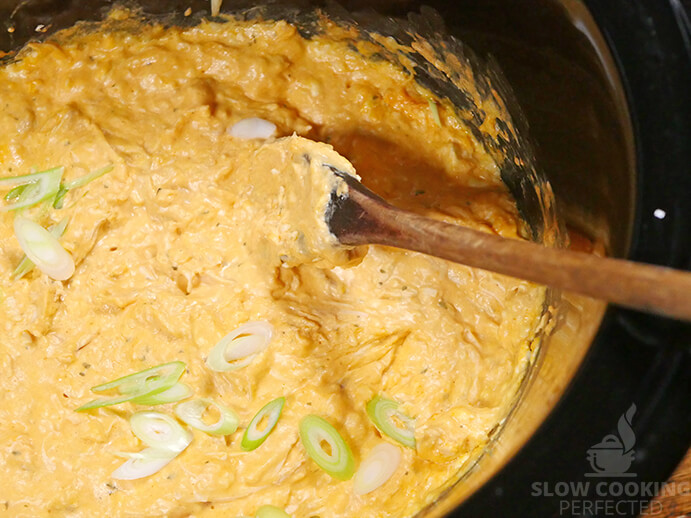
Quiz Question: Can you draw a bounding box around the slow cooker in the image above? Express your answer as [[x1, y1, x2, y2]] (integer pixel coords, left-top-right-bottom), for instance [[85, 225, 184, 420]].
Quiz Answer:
[[444, 1, 691, 516], [0, 0, 688, 516]]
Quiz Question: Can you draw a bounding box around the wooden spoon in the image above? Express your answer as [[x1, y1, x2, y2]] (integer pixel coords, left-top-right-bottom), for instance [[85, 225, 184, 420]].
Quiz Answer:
[[325, 168, 691, 322]]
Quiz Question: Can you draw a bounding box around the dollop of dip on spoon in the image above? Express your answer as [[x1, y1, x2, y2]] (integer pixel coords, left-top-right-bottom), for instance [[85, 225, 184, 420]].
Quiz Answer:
[[230, 135, 360, 268]]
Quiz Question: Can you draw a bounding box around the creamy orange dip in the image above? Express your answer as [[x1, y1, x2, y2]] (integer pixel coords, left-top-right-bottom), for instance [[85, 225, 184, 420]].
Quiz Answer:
[[0, 11, 545, 517]]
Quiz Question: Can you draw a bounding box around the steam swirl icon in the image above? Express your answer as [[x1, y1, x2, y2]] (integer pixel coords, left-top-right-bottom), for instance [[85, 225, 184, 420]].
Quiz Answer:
[[586, 404, 637, 477]]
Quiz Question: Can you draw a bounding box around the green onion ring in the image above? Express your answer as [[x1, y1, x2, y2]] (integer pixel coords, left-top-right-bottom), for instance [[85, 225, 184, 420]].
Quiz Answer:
[[52, 185, 68, 209], [111, 447, 179, 480], [131, 382, 192, 406], [53, 164, 114, 209], [75, 361, 186, 412], [428, 99, 442, 127], [13, 216, 74, 281], [5, 183, 29, 201], [299, 415, 355, 481], [365, 396, 416, 449], [228, 117, 277, 140], [175, 398, 239, 436], [130, 411, 193, 453], [12, 217, 69, 280], [92, 361, 186, 394], [206, 321, 273, 372], [64, 164, 114, 190], [353, 442, 402, 495], [241, 397, 285, 451], [0, 167, 63, 212]]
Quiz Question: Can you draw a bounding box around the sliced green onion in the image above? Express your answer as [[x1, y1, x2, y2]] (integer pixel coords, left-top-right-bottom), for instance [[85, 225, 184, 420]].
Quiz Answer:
[[52, 185, 68, 209], [229, 118, 276, 140], [12, 217, 69, 280], [19, 183, 42, 207], [174, 398, 239, 436], [53, 164, 113, 209], [92, 361, 186, 394], [366, 396, 416, 449], [131, 382, 192, 406], [75, 393, 137, 412], [5, 183, 28, 201], [113, 448, 177, 460], [13, 216, 74, 281], [428, 100, 442, 127], [0, 167, 62, 188], [130, 411, 193, 452], [75, 361, 186, 412], [299, 415, 355, 481], [256, 505, 291, 518], [206, 321, 274, 372], [111, 447, 179, 480], [353, 442, 402, 495], [50, 217, 69, 236], [0, 167, 63, 212], [64, 164, 114, 190], [54, 216, 70, 232], [241, 397, 285, 451], [12, 253, 37, 281]]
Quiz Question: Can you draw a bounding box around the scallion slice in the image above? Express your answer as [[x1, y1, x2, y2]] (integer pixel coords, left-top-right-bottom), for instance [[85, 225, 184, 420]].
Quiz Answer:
[[111, 447, 179, 480], [206, 321, 274, 372], [12, 217, 69, 280], [353, 442, 402, 495], [175, 398, 239, 436], [131, 382, 192, 406], [52, 185, 68, 209], [241, 397, 285, 451], [13, 216, 74, 281], [0, 167, 63, 211], [64, 164, 114, 190], [299, 415, 355, 481], [54, 164, 114, 209], [228, 118, 277, 140], [5, 183, 28, 201], [75, 361, 186, 412], [92, 361, 186, 394], [365, 396, 416, 449], [130, 411, 193, 452], [428, 99, 442, 127], [256, 505, 291, 518]]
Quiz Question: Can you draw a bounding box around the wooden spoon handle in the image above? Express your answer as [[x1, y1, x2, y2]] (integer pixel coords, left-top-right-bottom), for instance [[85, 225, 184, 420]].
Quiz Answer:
[[334, 185, 691, 321]]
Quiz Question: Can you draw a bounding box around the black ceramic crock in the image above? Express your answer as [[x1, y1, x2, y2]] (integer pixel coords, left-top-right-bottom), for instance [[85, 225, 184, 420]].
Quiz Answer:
[[447, 0, 691, 516]]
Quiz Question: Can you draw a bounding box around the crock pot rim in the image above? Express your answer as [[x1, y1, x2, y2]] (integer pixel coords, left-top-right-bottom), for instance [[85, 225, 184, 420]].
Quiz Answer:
[[456, 0, 691, 515]]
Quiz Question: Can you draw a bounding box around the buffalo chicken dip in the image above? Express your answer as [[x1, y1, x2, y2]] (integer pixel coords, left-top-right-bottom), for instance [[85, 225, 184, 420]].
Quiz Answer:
[[0, 10, 546, 517]]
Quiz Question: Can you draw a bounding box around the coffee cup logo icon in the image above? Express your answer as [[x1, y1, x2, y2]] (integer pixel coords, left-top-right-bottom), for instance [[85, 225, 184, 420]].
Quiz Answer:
[[586, 404, 637, 477]]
